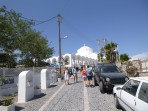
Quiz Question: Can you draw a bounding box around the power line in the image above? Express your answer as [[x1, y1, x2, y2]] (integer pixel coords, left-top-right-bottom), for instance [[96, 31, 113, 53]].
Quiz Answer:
[[62, 17, 97, 45], [33, 16, 58, 26], [21, 16, 43, 22], [3, 8, 58, 26]]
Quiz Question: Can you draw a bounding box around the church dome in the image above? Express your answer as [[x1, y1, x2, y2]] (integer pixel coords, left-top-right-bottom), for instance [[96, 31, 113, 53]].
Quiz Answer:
[[76, 44, 97, 59]]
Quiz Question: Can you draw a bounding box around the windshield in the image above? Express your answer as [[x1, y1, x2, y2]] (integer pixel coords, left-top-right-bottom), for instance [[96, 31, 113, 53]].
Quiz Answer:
[[100, 65, 121, 73]]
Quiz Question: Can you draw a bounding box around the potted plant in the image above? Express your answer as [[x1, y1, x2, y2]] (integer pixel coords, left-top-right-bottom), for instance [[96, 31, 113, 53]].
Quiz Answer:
[[0, 97, 15, 111]]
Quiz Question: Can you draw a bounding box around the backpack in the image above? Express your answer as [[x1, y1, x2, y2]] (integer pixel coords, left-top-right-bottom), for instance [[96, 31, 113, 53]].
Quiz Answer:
[[72, 68, 76, 74], [87, 68, 93, 76], [88, 68, 92, 74]]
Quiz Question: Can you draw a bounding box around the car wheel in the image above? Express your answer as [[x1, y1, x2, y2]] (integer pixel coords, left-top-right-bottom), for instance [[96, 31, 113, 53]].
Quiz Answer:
[[99, 82, 105, 93], [114, 94, 121, 109]]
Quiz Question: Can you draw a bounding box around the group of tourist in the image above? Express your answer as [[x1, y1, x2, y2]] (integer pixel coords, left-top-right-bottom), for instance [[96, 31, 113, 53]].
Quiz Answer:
[[64, 66, 79, 85], [64, 65, 94, 88]]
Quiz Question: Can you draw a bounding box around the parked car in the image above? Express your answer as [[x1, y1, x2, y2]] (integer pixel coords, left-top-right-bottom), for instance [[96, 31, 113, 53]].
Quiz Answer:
[[113, 77, 148, 111], [94, 63, 128, 93]]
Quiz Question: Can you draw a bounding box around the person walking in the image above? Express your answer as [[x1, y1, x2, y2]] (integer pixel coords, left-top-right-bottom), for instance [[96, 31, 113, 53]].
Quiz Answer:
[[86, 65, 93, 87], [72, 66, 77, 83], [81, 66, 87, 87], [64, 67, 70, 85], [75, 66, 79, 82]]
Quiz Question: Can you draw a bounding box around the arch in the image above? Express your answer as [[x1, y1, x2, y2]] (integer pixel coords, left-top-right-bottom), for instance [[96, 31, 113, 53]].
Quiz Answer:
[[52, 58, 57, 63], [46, 59, 51, 64], [64, 55, 70, 65], [76, 55, 81, 65]]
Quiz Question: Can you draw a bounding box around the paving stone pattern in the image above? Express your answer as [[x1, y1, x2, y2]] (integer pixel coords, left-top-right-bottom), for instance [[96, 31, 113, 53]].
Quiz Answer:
[[15, 73, 122, 111], [15, 82, 64, 111], [87, 86, 121, 111], [43, 80, 84, 111]]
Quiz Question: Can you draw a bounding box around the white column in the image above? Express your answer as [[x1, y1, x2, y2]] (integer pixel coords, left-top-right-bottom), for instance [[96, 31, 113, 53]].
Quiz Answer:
[[41, 69, 50, 90], [18, 70, 34, 103]]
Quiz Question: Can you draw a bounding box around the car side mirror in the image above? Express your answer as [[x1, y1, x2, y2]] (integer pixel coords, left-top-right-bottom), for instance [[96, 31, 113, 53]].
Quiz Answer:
[[117, 87, 122, 90], [94, 70, 97, 73]]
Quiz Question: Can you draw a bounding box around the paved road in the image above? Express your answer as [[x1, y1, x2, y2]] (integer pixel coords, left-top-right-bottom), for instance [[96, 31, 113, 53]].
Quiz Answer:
[[15, 73, 122, 111]]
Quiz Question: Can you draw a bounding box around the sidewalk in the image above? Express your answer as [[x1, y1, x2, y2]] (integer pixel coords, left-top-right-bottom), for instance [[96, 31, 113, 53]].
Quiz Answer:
[[14, 81, 65, 111], [41, 74, 85, 111], [15, 72, 84, 111]]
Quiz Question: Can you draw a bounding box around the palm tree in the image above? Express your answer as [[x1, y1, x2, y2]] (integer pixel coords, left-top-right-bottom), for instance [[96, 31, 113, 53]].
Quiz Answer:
[[104, 42, 117, 63], [98, 53, 103, 62]]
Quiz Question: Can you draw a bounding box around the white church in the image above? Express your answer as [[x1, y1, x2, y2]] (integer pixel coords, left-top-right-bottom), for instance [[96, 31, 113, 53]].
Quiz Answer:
[[46, 44, 98, 67]]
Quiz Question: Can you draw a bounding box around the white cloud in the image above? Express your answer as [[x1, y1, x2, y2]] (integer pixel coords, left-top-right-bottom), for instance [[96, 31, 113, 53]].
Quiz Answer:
[[130, 52, 148, 61]]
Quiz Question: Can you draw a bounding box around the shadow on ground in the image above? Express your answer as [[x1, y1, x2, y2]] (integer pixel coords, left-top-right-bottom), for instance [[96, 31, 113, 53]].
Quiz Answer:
[[31, 93, 46, 100], [15, 106, 24, 111], [49, 85, 57, 88]]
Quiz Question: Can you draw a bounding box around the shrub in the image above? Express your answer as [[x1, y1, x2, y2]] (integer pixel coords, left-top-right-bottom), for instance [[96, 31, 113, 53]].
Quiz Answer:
[[126, 66, 138, 77], [0, 98, 13, 106]]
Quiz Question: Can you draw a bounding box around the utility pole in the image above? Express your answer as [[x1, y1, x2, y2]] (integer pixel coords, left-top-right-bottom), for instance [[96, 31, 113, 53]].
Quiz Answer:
[[58, 14, 62, 77], [97, 39, 101, 62]]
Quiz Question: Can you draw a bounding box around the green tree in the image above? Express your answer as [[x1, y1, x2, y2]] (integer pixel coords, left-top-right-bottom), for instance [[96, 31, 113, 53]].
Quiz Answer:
[[19, 30, 54, 67], [0, 6, 54, 67], [120, 53, 130, 64], [0, 6, 33, 67], [0, 6, 33, 53]]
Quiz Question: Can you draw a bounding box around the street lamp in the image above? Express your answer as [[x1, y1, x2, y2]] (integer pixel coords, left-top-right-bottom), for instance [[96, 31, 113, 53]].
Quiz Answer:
[[62, 36, 68, 39]]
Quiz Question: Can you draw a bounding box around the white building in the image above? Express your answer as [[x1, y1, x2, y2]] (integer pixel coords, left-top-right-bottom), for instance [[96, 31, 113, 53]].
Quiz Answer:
[[46, 44, 98, 67]]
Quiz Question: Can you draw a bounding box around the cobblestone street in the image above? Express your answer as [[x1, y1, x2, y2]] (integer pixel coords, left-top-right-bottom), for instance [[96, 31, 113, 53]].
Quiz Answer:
[[15, 73, 122, 111]]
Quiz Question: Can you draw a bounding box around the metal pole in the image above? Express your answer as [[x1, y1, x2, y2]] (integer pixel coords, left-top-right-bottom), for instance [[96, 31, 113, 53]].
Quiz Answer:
[[97, 40, 101, 62], [58, 14, 62, 77]]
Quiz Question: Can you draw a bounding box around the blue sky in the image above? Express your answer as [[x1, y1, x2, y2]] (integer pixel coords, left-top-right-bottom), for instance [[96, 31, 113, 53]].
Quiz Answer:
[[1, 0, 148, 57]]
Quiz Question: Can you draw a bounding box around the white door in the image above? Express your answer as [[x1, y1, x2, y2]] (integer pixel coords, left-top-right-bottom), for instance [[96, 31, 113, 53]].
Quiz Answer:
[[120, 79, 140, 111], [120, 90, 136, 111]]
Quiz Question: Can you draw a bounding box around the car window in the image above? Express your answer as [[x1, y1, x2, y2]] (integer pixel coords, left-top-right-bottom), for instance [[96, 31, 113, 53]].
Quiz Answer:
[[138, 82, 148, 103], [122, 79, 140, 96], [100, 65, 121, 73]]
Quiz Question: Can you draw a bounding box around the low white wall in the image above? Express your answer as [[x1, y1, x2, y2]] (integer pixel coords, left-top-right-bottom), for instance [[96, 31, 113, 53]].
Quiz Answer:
[[0, 77, 18, 96], [0, 84, 17, 96], [0, 68, 57, 97]]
